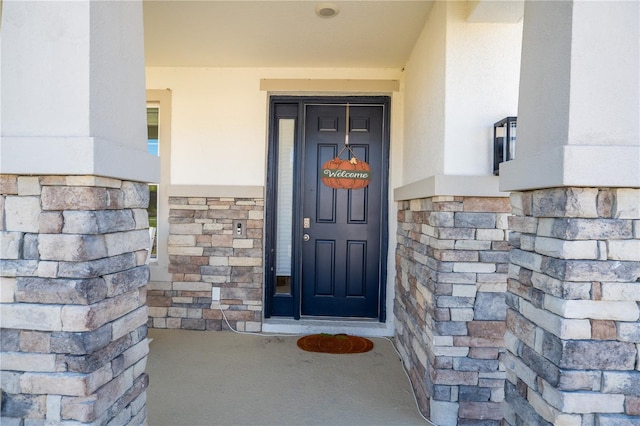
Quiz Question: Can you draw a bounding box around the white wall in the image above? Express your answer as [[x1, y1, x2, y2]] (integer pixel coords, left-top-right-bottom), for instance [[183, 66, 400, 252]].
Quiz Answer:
[[402, 1, 448, 184], [146, 68, 266, 186], [145, 67, 402, 186], [401, 1, 522, 186], [444, 1, 522, 175]]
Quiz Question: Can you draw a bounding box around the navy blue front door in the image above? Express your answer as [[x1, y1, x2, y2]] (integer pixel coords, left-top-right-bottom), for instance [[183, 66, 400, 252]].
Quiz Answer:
[[301, 104, 385, 318]]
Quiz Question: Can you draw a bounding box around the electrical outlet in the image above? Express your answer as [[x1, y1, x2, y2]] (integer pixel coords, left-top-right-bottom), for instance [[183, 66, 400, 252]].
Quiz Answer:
[[211, 287, 220, 301]]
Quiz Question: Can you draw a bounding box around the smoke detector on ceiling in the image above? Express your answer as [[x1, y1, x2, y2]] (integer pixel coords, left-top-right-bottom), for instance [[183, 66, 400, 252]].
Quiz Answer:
[[316, 3, 340, 18]]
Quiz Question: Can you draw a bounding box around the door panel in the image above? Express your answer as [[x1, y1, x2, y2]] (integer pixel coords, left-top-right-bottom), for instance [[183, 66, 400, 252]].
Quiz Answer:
[[316, 145, 337, 222], [346, 241, 366, 297], [314, 240, 335, 296], [347, 146, 368, 223], [301, 104, 383, 318]]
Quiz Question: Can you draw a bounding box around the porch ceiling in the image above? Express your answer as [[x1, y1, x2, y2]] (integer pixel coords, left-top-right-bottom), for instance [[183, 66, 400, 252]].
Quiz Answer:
[[143, 0, 435, 68]]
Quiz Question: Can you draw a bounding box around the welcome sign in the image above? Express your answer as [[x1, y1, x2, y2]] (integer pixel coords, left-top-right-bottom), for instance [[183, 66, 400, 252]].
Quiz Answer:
[[321, 157, 372, 190]]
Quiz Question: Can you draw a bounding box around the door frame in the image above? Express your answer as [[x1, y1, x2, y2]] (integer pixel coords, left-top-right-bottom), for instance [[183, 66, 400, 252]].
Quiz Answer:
[[265, 96, 390, 321]]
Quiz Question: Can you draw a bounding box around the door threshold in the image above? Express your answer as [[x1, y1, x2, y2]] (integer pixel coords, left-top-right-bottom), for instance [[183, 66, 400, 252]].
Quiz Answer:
[[301, 315, 379, 322], [262, 317, 393, 337]]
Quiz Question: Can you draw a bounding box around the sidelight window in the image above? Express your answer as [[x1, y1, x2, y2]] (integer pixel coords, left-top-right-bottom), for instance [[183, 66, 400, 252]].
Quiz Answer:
[[275, 118, 295, 295]]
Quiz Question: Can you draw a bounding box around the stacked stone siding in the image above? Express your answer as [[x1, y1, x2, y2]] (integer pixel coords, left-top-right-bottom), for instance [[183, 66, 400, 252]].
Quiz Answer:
[[147, 196, 264, 332], [395, 196, 511, 425], [0, 175, 150, 425], [504, 188, 640, 425]]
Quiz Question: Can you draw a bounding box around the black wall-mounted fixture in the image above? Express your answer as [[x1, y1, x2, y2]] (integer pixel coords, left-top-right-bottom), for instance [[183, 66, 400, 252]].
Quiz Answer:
[[493, 116, 517, 175]]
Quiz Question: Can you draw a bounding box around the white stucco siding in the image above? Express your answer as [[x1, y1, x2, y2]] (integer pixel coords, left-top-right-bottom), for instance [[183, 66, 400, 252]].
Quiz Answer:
[[145, 68, 266, 186], [145, 67, 402, 187], [501, 0, 639, 191], [89, 1, 148, 152], [402, 1, 448, 184], [401, 1, 522, 185], [518, 1, 639, 159], [444, 1, 522, 176], [516, 0, 573, 160], [568, 1, 639, 148], [2, 1, 92, 137]]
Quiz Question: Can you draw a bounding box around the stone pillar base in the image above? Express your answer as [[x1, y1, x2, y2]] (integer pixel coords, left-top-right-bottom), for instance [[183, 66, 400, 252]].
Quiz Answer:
[[1, 175, 150, 424], [505, 188, 640, 425], [395, 196, 511, 425]]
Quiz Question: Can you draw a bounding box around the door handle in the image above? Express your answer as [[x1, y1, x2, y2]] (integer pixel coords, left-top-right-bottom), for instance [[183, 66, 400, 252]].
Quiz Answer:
[[303, 234, 310, 242]]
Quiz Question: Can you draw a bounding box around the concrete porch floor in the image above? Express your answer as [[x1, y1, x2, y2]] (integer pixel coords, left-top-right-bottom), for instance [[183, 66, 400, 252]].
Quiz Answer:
[[146, 329, 432, 425]]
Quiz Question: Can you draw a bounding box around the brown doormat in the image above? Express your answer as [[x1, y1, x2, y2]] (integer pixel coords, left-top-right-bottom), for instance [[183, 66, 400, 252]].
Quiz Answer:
[[297, 333, 374, 354]]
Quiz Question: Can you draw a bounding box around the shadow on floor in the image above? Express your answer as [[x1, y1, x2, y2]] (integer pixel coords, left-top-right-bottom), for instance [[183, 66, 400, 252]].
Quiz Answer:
[[146, 329, 430, 425]]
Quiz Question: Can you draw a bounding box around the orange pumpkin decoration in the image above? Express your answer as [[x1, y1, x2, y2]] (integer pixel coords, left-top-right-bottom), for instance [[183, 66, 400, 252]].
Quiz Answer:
[[321, 157, 371, 190], [321, 157, 345, 189], [350, 158, 372, 190]]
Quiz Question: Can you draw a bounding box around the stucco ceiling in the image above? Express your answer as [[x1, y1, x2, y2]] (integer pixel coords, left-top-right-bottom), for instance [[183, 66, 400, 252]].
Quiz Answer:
[[143, 0, 435, 68]]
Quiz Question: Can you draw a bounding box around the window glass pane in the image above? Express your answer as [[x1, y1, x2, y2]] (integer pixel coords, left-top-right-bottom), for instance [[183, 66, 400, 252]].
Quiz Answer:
[[147, 107, 159, 156], [147, 107, 160, 258], [275, 118, 295, 295], [148, 185, 158, 229]]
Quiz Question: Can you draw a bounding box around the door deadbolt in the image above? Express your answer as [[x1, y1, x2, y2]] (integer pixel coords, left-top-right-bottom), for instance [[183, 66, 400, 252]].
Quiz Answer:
[[303, 218, 311, 229], [303, 234, 310, 242]]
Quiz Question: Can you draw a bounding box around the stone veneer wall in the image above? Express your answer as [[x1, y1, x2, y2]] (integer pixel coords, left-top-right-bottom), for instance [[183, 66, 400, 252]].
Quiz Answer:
[[504, 188, 640, 425], [0, 175, 150, 424], [147, 196, 264, 332], [395, 196, 511, 426]]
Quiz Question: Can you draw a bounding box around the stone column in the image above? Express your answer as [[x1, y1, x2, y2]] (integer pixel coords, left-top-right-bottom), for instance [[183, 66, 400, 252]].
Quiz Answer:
[[395, 194, 511, 425], [1, 1, 158, 424], [1, 176, 151, 424], [504, 188, 640, 425], [500, 1, 640, 424]]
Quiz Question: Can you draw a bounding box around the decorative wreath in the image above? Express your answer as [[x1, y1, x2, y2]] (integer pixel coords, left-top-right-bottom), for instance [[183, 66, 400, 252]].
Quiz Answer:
[[321, 145, 372, 190]]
